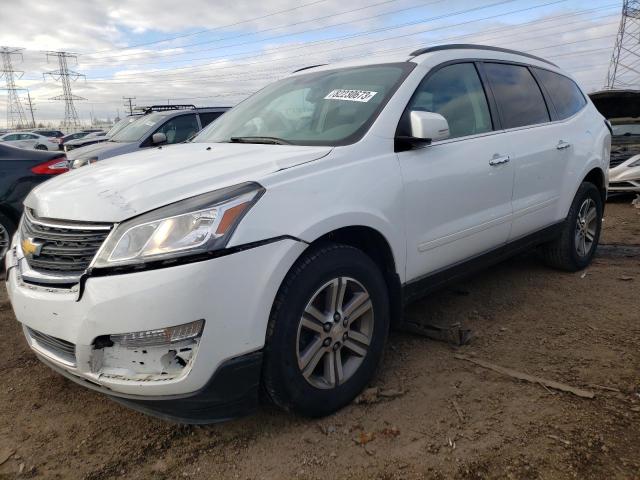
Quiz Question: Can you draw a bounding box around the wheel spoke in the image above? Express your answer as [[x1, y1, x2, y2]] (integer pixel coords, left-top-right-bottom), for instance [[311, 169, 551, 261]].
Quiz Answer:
[[581, 235, 587, 256], [299, 337, 325, 373], [585, 230, 595, 242], [323, 350, 336, 387], [343, 292, 370, 319], [325, 278, 339, 313], [343, 339, 367, 357], [305, 304, 326, 324], [335, 349, 344, 385], [347, 298, 372, 325], [586, 207, 597, 224], [347, 329, 370, 346], [301, 316, 325, 334]]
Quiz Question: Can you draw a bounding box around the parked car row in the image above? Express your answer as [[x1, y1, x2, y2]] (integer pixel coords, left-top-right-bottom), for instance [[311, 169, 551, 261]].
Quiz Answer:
[[3, 45, 613, 424]]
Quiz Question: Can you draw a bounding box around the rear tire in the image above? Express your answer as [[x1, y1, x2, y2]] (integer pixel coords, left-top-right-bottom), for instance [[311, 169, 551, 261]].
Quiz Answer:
[[0, 212, 16, 262], [540, 182, 603, 271], [263, 243, 390, 417]]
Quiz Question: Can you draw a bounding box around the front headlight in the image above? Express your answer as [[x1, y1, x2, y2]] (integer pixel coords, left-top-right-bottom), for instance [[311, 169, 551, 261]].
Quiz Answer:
[[628, 157, 640, 168], [93, 182, 264, 268]]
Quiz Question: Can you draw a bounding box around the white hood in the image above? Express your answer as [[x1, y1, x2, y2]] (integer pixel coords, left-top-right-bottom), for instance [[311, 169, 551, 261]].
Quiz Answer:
[[26, 142, 332, 222]]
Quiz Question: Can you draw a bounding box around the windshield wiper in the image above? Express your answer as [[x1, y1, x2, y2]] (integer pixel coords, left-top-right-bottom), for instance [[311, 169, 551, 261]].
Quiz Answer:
[[230, 136, 291, 145]]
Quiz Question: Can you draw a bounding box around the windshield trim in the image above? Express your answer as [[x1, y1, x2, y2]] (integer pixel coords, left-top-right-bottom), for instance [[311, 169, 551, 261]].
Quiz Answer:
[[194, 62, 416, 147]]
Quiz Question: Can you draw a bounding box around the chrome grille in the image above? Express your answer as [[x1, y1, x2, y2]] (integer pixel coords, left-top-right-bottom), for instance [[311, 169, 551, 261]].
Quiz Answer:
[[27, 327, 77, 366], [20, 209, 112, 275]]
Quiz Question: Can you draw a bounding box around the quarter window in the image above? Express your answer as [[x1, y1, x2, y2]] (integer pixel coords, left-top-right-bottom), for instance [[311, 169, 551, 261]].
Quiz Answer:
[[155, 114, 199, 144], [199, 112, 224, 128], [401, 63, 492, 139], [483, 63, 550, 129], [532, 68, 586, 120]]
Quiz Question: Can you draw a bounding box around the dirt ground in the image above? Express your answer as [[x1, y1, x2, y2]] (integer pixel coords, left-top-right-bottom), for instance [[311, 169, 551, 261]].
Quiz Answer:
[[1, 198, 639, 480]]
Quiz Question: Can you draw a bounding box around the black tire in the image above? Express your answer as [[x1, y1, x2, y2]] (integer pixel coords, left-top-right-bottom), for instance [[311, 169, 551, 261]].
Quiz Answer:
[[540, 182, 603, 271], [0, 212, 16, 263], [35, 144, 47, 150], [263, 243, 390, 417]]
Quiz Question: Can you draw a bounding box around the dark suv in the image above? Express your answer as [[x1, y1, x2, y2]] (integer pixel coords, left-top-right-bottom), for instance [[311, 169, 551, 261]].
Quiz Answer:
[[68, 106, 230, 168]]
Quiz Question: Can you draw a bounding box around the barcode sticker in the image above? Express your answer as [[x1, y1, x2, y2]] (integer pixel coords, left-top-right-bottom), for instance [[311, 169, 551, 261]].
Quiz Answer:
[[324, 89, 378, 103]]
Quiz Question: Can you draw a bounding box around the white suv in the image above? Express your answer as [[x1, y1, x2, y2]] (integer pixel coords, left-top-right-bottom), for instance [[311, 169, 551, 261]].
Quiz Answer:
[[4, 45, 609, 423]]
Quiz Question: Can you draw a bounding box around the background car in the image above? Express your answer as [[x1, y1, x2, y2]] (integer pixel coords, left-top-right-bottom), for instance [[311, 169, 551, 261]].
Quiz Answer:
[[58, 131, 94, 150], [68, 105, 229, 167], [0, 143, 68, 260], [63, 131, 107, 151], [32, 129, 64, 139], [0, 132, 60, 150]]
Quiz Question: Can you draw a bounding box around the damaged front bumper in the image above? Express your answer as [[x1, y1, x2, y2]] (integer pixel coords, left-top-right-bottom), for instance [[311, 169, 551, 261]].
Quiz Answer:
[[609, 154, 640, 193], [4, 235, 307, 422]]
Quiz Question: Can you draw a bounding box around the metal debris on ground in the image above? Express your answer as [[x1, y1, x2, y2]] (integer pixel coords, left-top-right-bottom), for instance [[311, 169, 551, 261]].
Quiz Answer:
[[401, 319, 473, 346]]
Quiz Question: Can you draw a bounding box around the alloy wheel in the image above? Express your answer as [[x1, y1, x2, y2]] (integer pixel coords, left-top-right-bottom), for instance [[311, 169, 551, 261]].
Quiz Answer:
[[0, 222, 9, 259], [296, 277, 374, 389], [575, 198, 598, 257]]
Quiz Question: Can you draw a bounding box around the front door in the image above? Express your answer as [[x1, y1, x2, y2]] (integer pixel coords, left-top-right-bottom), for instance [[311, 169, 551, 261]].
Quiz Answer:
[[396, 62, 514, 281]]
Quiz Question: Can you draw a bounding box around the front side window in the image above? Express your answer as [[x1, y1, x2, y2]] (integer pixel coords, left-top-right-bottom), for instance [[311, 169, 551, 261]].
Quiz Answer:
[[533, 68, 586, 120], [154, 114, 199, 144], [399, 62, 492, 139], [194, 63, 413, 146], [484, 63, 550, 129]]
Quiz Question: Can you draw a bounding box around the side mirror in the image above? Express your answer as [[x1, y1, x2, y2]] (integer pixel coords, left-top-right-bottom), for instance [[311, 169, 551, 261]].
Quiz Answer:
[[396, 111, 450, 151], [151, 132, 167, 145], [410, 111, 449, 142]]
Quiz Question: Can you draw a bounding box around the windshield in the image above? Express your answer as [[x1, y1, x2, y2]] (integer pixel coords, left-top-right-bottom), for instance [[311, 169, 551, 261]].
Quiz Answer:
[[194, 63, 413, 146], [107, 116, 139, 138], [612, 123, 640, 136], [110, 112, 168, 143]]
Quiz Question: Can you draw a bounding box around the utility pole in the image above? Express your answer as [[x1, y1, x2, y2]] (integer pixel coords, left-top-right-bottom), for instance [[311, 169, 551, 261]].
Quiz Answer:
[[122, 96, 136, 115], [606, 0, 640, 89], [25, 90, 36, 128], [0, 46, 29, 129], [43, 51, 86, 131]]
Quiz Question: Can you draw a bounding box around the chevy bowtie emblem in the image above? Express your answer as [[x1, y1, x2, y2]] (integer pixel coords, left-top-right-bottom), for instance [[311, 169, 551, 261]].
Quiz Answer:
[[22, 237, 43, 257]]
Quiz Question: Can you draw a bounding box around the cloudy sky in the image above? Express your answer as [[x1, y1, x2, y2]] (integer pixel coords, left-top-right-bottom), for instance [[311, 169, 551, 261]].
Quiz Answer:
[[0, 0, 622, 128]]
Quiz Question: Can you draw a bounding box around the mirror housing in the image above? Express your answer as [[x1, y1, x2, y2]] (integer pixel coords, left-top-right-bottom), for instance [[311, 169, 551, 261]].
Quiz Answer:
[[395, 111, 450, 151], [151, 132, 167, 145], [410, 111, 449, 142]]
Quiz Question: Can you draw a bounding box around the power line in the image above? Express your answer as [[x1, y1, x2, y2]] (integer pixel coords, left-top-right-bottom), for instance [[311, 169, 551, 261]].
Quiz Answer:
[[43, 51, 86, 130], [122, 96, 136, 115], [606, 0, 640, 88], [0, 46, 29, 128]]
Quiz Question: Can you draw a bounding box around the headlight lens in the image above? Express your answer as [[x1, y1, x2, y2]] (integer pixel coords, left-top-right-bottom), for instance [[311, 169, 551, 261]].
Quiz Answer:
[[628, 157, 640, 167], [93, 182, 264, 268]]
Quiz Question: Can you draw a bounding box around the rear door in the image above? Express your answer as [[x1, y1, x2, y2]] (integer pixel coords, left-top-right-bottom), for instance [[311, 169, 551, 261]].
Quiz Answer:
[[396, 62, 514, 280], [481, 62, 561, 239]]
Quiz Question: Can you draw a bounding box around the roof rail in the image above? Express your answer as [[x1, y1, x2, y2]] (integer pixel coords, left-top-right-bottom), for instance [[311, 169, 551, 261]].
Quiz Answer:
[[135, 104, 197, 114], [409, 44, 557, 67], [292, 64, 327, 73]]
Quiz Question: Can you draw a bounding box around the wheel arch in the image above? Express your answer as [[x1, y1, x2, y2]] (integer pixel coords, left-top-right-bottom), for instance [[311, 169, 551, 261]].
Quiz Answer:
[[306, 225, 403, 327], [582, 167, 607, 205]]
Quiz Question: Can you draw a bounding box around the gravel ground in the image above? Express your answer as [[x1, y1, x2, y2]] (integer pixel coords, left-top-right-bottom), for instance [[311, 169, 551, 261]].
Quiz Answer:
[[1, 199, 639, 480]]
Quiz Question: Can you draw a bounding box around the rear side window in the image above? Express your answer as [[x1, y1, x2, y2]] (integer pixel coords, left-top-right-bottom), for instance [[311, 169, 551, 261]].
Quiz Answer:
[[483, 63, 550, 129], [400, 63, 492, 139], [532, 68, 586, 120], [199, 112, 224, 128], [155, 114, 199, 144]]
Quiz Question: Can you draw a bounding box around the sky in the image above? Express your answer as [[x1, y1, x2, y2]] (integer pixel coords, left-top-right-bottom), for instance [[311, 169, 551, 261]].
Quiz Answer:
[[0, 0, 623, 128]]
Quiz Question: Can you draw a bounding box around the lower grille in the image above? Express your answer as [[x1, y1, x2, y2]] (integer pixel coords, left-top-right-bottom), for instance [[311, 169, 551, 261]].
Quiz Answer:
[[27, 327, 77, 366], [20, 209, 112, 275]]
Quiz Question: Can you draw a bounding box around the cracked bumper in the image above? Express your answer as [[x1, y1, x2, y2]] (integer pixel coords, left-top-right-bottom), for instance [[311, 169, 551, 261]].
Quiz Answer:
[[5, 238, 306, 409]]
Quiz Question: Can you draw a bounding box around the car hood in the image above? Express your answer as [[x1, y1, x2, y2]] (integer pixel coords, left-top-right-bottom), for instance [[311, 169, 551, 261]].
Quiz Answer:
[[26, 142, 332, 222], [66, 140, 133, 160]]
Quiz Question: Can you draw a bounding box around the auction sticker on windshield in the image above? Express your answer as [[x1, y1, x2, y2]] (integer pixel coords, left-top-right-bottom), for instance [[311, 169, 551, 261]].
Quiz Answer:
[[324, 89, 378, 102]]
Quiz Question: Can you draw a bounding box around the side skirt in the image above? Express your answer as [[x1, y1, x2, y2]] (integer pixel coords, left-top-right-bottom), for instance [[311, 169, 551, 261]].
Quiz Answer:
[[401, 222, 564, 306]]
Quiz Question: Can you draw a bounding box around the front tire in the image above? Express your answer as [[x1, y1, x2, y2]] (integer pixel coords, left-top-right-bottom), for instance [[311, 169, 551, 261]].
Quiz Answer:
[[540, 182, 603, 271], [0, 212, 16, 262], [263, 243, 390, 417]]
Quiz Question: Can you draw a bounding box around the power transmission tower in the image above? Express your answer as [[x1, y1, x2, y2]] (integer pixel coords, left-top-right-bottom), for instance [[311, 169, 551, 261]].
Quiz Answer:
[[123, 96, 136, 115], [606, 0, 640, 89], [25, 90, 36, 128], [0, 46, 29, 129], [43, 51, 86, 130]]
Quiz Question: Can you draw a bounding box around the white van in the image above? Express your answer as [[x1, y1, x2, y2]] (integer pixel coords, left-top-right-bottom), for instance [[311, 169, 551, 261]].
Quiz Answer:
[[5, 45, 610, 423]]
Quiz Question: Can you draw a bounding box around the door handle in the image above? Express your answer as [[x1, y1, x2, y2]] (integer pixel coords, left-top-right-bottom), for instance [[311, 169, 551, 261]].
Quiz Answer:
[[489, 154, 510, 166], [556, 140, 571, 150]]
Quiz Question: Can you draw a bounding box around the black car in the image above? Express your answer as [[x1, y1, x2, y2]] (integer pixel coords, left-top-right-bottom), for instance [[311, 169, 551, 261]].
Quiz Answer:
[[0, 144, 68, 260]]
